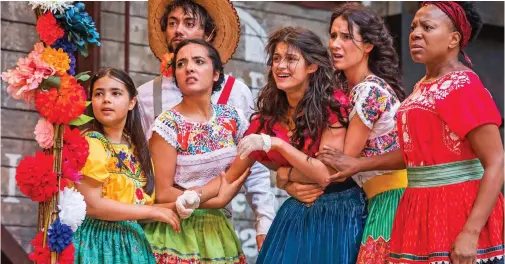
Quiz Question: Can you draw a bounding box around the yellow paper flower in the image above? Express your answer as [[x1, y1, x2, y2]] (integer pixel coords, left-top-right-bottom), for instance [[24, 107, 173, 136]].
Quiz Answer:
[[41, 47, 70, 75]]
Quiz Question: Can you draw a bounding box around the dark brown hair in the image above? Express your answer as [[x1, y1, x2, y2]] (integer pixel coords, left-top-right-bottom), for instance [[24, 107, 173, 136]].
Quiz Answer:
[[171, 38, 224, 94], [254, 26, 348, 151], [160, 0, 217, 48], [330, 3, 405, 101], [87, 68, 154, 195]]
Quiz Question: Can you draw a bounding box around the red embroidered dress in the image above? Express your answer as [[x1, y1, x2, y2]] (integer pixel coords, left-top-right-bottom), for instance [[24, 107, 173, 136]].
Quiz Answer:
[[390, 70, 504, 263]]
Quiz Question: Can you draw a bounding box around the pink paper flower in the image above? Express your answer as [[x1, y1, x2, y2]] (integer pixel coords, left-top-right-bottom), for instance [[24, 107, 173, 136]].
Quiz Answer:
[[1, 43, 55, 103], [34, 117, 54, 149]]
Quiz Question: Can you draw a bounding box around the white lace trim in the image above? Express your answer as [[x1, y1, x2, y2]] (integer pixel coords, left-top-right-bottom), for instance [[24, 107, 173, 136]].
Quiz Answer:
[[152, 119, 178, 149], [174, 148, 237, 188]]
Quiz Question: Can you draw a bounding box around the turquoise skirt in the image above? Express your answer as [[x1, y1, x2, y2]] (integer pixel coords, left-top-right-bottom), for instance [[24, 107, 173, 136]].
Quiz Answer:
[[73, 216, 156, 264], [257, 184, 367, 264]]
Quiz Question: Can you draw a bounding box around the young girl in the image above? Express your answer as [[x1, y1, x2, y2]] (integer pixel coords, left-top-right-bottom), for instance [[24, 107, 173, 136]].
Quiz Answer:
[[142, 39, 248, 263], [73, 68, 180, 264]]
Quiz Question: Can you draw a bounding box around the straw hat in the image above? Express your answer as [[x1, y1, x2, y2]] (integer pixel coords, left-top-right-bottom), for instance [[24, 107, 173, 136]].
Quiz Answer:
[[148, 0, 241, 64]]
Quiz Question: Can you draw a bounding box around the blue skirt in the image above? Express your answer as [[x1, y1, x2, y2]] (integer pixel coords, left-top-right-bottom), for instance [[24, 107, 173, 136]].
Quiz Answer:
[[257, 185, 367, 264]]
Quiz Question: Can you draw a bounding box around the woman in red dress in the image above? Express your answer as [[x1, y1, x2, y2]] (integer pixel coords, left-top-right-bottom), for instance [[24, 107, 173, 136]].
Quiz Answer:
[[318, 2, 504, 264]]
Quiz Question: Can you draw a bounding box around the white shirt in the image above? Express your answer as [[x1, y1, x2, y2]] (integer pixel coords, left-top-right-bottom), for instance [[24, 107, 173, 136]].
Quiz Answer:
[[137, 74, 275, 235]]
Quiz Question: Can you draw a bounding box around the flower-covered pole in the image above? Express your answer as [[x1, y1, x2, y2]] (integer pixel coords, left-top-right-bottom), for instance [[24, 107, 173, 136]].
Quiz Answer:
[[0, 2, 99, 263], [32, 7, 64, 264]]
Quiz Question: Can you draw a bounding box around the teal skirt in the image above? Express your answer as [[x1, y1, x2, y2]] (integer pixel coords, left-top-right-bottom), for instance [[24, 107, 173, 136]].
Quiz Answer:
[[73, 216, 155, 264]]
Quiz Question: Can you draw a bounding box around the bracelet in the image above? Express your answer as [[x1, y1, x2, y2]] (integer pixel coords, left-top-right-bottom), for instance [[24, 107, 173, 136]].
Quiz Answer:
[[287, 167, 294, 182]]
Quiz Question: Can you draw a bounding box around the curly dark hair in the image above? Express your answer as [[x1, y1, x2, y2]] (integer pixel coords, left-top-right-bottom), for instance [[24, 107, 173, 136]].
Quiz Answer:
[[330, 3, 405, 101], [253, 26, 348, 151], [172, 39, 224, 94]]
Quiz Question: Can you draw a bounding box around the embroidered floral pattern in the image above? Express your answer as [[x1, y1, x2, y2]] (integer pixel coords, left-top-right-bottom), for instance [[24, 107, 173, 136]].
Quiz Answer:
[[87, 132, 148, 205], [154, 252, 247, 264], [156, 105, 243, 155], [348, 75, 400, 158], [398, 71, 472, 159], [350, 80, 395, 126], [361, 131, 400, 158], [357, 236, 389, 264]]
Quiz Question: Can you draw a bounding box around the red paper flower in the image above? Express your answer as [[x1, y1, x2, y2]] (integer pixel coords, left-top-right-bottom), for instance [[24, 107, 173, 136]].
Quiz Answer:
[[35, 74, 87, 124], [135, 188, 144, 200], [16, 151, 66, 202], [36, 12, 65, 45], [62, 126, 89, 172], [28, 231, 75, 264], [57, 242, 75, 264], [28, 232, 51, 264], [160, 53, 174, 78]]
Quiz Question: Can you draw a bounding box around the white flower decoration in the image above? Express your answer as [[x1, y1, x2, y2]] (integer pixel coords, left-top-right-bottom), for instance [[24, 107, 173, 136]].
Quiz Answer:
[[29, 1, 73, 14], [58, 187, 86, 232]]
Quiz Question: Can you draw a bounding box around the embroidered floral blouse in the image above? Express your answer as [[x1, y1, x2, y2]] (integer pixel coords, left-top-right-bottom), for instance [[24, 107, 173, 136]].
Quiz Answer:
[[347, 75, 402, 186], [348, 75, 401, 158], [80, 131, 153, 205], [152, 104, 248, 189], [397, 70, 502, 167]]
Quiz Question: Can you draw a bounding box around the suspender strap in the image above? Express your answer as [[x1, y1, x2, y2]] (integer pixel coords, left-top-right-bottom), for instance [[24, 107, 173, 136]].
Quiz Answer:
[[153, 75, 163, 118], [217, 76, 235, 105]]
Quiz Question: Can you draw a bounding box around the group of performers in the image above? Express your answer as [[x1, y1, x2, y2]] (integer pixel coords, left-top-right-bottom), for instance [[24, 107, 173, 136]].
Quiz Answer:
[[70, 0, 504, 263]]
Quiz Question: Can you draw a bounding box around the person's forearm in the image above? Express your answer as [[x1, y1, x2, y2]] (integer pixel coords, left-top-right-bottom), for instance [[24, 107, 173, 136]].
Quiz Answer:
[[273, 140, 331, 187], [87, 197, 156, 221], [357, 149, 406, 172], [155, 187, 183, 204]]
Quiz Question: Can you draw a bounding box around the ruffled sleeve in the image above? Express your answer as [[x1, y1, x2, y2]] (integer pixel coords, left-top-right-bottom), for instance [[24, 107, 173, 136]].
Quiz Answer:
[[152, 110, 179, 149], [80, 136, 110, 183], [435, 72, 502, 138], [349, 82, 392, 129]]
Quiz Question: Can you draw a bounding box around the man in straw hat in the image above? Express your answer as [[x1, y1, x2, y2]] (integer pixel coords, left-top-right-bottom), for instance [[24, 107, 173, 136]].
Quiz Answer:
[[137, 0, 275, 251]]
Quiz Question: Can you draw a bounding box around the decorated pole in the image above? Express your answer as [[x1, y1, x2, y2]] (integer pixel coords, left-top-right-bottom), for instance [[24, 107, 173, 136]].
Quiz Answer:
[[1, 2, 100, 263]]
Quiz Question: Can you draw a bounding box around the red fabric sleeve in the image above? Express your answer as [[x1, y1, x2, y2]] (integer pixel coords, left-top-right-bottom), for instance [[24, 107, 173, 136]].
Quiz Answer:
[[328, 89, 351, 124], [436, 73, 502, 139]]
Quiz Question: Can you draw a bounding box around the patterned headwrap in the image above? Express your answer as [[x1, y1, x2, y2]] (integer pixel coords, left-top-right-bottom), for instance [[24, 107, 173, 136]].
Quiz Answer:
[[422, 1, 473, 67]]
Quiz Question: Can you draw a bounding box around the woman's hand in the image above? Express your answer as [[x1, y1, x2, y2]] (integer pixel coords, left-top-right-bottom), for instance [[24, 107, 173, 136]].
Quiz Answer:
[[276, 166, 290, 189], [285, 182, 324, 203], [217, 168, 251, 203], [237, 134, 271, 159], [316, 145, 360, 182], [149, 207, 181, 233], [450, 229, 479, 264]]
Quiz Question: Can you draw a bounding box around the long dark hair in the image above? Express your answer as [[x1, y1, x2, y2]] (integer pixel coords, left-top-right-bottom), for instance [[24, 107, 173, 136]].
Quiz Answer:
[[330, 3, 405, 101], [87, 68, 154, 195], [254, 26, 348, 151]]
